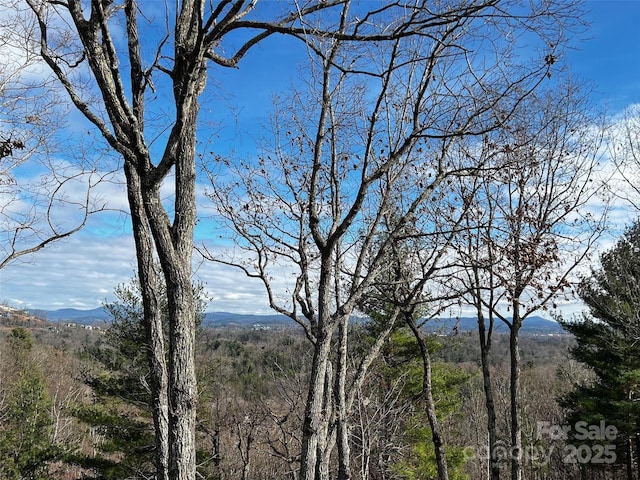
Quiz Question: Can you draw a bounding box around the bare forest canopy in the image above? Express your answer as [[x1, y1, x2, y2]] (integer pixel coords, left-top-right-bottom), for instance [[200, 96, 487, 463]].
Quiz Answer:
[[0, 306, 580, 480]]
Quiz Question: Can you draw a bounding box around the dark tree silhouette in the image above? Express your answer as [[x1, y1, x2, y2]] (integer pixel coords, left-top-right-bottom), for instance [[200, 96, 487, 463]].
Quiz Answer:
[[561, 220, 640, 479]]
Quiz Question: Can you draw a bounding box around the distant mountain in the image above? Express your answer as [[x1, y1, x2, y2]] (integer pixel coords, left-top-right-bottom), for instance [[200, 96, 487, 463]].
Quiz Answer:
[[30, 307, 110, 324], [425, 316, 566, 335], [29, 307, 294, 328], [27, 307, 566, 334], [202, 312, 293, 327]]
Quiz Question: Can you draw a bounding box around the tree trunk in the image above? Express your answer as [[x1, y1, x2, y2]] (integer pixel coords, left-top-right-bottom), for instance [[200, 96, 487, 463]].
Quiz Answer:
[[301, 249, 341, 480], [407, 316, 449, 480], [213, 424, 222, 480], [300, 325, 336, 480], [146, 185, 198, 479], [477, 310, 500, 480], [509, 318, 522, 480], [239, 425, 253, 480], [335, 314, 351, 480], [124, 161, 169, 480], [635, 432, 640, 480], [166, 270, 198, 479], [625, 436, 633, 480], [152, 6, 205, 473], [131, 171, 197, 479]]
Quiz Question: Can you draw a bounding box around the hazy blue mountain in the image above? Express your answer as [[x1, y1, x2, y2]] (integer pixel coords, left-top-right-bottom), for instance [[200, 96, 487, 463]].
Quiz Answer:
[[29, 307, 565, 334], [202, 312, 292, 327], [30, 307, 110, 324], [424, 316, 566, 335], [29, 308, 292, 327]]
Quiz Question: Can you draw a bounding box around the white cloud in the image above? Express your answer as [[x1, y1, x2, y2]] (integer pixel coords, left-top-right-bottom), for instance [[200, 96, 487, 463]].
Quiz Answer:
[[193, 246, 298, 315], [0, 224, 279, 314], [0, 232, 137, 310]]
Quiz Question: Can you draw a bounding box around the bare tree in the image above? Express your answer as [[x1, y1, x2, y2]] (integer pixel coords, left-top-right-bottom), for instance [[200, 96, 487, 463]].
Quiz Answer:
[[455, 82, 608, 480], [361, 215, 472, 480], [204, 4, 585, 479], [351, 368, 410, 480], [1, 0, 108, 270], [608, 104, 640, 212]]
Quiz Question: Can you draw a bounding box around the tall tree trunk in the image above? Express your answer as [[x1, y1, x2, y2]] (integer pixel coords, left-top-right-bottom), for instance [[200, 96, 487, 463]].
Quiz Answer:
[[146, 176, 198, 479], [124, 161, 169, 480], [335, 314, 351, 480], [166, 263, 197, 479], [301, 250, 339, 480], [213, 424, 222, 480], [625, 436, 632, 480], [406, 315, 449, 480], [509, 317, 522, 480], [635, 432, 640, 480], [141, 179, 198, 478], [318, 362, 334, 480], [477, 309, 500, 480], [300, 325, 336, 480], [155, 4, 205, 473]]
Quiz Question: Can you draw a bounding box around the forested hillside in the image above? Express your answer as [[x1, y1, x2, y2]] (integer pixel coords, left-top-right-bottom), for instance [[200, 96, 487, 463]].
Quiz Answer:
[[0, 305, 594, 480]]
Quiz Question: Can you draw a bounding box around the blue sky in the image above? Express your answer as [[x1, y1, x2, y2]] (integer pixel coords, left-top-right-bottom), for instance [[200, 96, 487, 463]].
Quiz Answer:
[[570, 1, 640, 111], [1, 1, 639, 314]]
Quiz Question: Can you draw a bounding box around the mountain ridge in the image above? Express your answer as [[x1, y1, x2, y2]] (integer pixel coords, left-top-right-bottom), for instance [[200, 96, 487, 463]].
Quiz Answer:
[[27, 307, 567, 334]]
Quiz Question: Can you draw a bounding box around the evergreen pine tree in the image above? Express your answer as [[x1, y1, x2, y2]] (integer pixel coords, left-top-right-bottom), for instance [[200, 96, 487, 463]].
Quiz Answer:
[[560, 220, 640, 478]]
